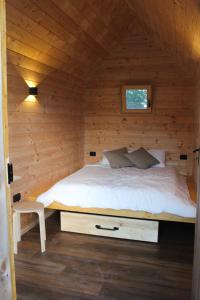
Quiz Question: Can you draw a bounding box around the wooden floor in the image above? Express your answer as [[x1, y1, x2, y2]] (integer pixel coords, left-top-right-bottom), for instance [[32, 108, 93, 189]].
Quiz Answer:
[[15, 213, 195, 300]]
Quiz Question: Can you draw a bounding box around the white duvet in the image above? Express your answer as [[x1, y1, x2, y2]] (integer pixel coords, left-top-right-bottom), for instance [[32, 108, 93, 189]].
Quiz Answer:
[[37, 165, 196, 218]]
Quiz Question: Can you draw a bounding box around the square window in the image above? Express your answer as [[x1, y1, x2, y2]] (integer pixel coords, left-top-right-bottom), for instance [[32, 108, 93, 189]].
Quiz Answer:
[[121, 85, 152, 113]]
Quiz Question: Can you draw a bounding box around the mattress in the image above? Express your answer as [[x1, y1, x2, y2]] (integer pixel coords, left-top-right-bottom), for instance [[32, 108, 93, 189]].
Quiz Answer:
[[37, 165, 196, 218]]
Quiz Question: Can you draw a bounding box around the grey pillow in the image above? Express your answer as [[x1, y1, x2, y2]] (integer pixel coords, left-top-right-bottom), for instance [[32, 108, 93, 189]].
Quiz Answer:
[[104, 147, 134, 168], [125, 147, 159, 169]]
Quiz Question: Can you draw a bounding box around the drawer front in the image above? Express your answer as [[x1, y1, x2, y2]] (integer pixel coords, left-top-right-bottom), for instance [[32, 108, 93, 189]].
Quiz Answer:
[[61, 212, 158, 243]]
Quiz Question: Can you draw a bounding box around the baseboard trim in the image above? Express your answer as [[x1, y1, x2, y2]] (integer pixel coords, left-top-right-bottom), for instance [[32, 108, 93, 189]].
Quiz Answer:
[[21, 210, 55, 236]]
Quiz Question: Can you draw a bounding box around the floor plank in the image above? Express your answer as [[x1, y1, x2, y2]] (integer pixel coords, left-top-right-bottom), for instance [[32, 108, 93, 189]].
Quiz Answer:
[[15, 213, 194, 300]]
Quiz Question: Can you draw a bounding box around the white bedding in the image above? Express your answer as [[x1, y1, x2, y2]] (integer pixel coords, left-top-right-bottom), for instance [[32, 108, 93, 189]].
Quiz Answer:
[[37, 165, 196, 218]]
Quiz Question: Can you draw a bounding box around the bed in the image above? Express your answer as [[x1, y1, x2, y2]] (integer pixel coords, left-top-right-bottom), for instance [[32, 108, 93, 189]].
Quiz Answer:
[[32, 164, 197, 243]]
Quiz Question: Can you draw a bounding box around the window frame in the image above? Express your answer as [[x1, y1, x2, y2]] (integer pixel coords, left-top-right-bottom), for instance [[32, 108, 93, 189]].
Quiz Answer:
[[121, 85, 152, 113]]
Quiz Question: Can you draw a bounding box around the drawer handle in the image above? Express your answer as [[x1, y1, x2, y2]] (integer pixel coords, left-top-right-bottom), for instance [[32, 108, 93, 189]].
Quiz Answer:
[[95, 225, 119, 231]]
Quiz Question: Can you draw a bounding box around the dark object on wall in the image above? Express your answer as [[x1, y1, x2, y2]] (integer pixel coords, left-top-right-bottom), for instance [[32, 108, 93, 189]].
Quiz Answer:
[[29, 87, 38, 96], [89, 151, 96, 156], [180, 154, 187, 160], [7, 163, 13, 184], [193, 148, 200, 153], [13, 193, 21, 203]]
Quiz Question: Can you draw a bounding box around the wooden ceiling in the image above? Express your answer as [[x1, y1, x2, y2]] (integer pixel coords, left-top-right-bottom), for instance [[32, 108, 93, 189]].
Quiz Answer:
[[126, 0, 200, 68], [6, 0, 200, 85], [6, 0, 135, 85]]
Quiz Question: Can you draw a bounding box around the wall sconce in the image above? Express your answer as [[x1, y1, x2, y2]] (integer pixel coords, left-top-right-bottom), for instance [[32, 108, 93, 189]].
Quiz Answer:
[[25, 87, 38, 102], [29, 87, 38, 96]]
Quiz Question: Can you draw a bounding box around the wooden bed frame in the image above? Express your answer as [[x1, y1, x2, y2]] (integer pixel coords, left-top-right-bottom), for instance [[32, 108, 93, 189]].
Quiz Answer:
[[28, 177, 197, 224], [46, 202, 196, 223]]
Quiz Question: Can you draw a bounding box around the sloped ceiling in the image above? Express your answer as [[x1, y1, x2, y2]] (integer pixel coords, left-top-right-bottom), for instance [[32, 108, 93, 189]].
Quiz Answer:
[[6, 0, 135, 85], [126, 0, 200, 68], [6, 0, 200, 86]]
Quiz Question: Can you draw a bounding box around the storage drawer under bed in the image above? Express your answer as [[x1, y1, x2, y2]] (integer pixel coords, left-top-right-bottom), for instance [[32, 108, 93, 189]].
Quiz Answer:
[[61, 211, 159, 243]]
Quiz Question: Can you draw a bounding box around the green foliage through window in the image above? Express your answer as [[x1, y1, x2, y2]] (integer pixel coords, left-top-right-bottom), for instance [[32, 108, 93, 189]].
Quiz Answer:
[[126, 89, 148, 109]]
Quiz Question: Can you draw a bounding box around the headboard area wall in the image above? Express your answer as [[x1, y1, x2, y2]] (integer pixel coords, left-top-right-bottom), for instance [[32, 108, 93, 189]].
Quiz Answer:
[[84, 35, 195, 175]]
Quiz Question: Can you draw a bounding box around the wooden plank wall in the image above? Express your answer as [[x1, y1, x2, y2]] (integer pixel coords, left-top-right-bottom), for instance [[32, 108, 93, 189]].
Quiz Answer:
[[194, 70, 200, 144], [193, 68, 200, 300], [5, 0, 137, 231], [8, 61, 84, 194], [84, 35, 195, 175], [6, 0, 199, 230], [126, 0, 200, 71], [6, 0, 89, 230], [7, 61, 84, 228], [193, 71, 200, 183]]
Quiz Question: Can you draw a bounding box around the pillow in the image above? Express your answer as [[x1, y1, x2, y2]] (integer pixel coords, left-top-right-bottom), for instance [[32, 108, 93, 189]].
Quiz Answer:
[[128, 148, 136, 153], [125, 147, 159, 169], [147, 149, 165, 167], [99, 153, 110, 166], [99, 148, 166, 167], [99, 148, 134, 166], [104, 147, 134, 168]]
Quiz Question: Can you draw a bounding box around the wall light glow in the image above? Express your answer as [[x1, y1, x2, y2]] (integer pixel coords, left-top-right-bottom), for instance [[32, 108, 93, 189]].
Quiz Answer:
[[24, 95, 37, 103], [192, 36, 200, 60], [25, 80, 37, 88], [24, 86, 38, 103]]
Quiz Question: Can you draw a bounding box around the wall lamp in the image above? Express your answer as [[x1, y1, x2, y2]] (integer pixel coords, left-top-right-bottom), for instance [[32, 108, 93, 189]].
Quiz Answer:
[[29, 87, 38, 96], [25, 87, 38, 102]]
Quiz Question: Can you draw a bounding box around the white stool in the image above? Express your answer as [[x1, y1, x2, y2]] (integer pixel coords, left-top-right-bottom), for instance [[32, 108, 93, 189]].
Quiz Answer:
[[13, 201, 46, 254]]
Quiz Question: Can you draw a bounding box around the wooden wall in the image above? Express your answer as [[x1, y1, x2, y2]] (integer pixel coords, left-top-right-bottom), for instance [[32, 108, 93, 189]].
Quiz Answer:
[[194, 68, 200, 143], [84, 35, 195, 175], [193, 71, 200, 182], [5, 0, 137, 231], [7, 61, 84, 229], [126, 0, 200, 70], [6, 0, 200, 230], [6, 0, 138, 214], [6, 0, 90, 229], [8, 61, 84, 195]]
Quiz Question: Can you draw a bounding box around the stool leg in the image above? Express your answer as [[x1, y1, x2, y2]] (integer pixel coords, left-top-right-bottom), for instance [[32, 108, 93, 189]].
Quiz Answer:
[[17, 212, 21, 242], [38, 212, 45, 252], [42, 211, 46, 241], [13, 212, 18, 254], [39, 211, 46, 240]]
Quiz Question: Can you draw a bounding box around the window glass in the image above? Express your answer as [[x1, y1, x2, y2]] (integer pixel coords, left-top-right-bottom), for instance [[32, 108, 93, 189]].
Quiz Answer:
[[121, 85, 151, 113], [126, 89, 148, 110]]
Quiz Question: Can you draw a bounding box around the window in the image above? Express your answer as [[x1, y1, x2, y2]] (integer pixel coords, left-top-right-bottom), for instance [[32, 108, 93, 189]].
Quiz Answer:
[[121, 85, 152, 113]]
